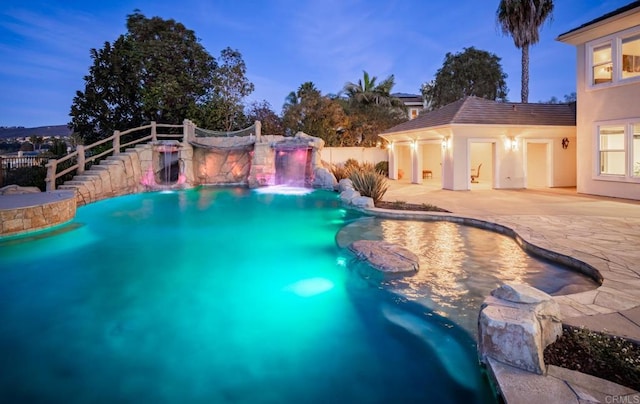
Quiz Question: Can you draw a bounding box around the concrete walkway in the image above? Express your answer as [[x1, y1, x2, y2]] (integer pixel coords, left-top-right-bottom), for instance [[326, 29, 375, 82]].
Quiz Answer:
[[376, 181, 640, 403]]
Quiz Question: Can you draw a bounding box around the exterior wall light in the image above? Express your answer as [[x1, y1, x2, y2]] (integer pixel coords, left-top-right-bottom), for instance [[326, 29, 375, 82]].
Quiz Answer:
[[412, 141, 418, 150], [505, 137, 518, 151], [442, 137, 449, 150]]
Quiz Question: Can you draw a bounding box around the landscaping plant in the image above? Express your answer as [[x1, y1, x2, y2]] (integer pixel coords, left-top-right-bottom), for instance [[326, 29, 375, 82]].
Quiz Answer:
[[349, 165, 389, 203]]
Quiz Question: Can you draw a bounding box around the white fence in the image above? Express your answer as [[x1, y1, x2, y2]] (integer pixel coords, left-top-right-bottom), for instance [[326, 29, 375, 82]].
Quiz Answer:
[[322, 147, 388, 166]]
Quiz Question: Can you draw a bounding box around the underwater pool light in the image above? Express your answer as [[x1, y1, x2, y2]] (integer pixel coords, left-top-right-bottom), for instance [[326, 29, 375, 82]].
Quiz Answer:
[[285, 277, 334, 297]]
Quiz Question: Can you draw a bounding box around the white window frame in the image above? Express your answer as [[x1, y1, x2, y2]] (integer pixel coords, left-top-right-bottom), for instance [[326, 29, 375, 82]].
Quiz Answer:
[[587, 25, 640, 90], [594, 119, 640, 183]]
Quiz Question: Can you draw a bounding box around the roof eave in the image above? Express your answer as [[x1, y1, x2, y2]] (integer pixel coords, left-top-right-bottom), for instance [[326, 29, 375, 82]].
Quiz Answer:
[[557, 5, 640, 45]]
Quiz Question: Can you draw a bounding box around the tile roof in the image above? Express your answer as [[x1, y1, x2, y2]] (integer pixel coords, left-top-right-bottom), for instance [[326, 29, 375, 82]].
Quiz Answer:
[[382, 96, 576, 134]]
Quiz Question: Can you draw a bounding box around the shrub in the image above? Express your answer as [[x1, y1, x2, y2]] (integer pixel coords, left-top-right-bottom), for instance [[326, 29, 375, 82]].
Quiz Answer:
[[330, 164, 351, 181], [344, 158, 360, 171], [374, 161, 389, 176], [349, 166, 389, 203]]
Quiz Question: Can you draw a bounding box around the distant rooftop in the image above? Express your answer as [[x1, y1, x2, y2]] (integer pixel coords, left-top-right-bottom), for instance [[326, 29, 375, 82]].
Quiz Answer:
[[382, 97, 576, 134]]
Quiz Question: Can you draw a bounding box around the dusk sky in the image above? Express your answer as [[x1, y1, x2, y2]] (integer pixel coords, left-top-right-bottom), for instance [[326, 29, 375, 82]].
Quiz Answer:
[[0, 0, 633, 128]]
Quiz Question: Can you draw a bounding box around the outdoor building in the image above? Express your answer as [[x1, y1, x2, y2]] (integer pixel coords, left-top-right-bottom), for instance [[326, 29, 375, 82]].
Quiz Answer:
[[392, 92, 424, 120], [379, 96, 576, 191], [557, 1, 640, 200]]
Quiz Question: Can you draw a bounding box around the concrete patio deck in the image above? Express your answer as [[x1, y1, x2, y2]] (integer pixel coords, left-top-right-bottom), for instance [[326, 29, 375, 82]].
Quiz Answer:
[[375, 180, 640, 403]]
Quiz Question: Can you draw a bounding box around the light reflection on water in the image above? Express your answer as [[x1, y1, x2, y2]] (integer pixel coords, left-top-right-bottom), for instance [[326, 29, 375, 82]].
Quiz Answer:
[[337, 217, 599, 335]]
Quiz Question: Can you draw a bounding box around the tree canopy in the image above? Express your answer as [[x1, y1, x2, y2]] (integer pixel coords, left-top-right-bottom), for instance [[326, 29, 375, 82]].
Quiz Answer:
[[246, 100, 283, 136], [282, 82, 352, 145], [69, 11, 254, 143], [422, 47, 508, 110], [197, 47, 255, 131], [339, 71, 406, 146], [497, 0, 554, 103]]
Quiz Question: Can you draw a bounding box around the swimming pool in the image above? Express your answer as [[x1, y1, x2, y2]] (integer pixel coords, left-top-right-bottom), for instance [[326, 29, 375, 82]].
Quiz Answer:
[[1, 186, 587, 402]]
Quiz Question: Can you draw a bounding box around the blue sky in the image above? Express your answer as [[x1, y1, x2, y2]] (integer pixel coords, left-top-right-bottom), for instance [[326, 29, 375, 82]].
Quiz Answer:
[[0, 0, 633, 127]]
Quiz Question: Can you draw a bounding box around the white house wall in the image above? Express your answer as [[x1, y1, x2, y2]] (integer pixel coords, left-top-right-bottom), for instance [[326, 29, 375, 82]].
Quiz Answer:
[[383, 124, 575, 190], [575, 43, 640, 199]]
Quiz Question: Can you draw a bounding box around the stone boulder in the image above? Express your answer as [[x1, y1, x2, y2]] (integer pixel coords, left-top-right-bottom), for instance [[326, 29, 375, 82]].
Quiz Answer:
[[349, 240, 419, 273], [478, 283, 562, 375], [351, 196, 375, 209], [312, 167, 337, 190], [0, 185, 42, 195], [340, 188, 360, 203], [338, 178, 353, 193]]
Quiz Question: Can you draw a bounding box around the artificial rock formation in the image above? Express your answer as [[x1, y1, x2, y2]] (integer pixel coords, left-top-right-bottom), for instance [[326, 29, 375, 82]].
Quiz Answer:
[[349, 240, 419, 273], [312, 166, 337, 190], [338, 178, 375, 208], [478, 283, 563, 375]]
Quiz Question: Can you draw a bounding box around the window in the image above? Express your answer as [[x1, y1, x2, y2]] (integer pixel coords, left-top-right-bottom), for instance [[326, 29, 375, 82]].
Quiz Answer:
[[622, 34, 640, 80], [599, 125, 625, 175], [597, 122, 640, 179], [592, 44, 612, 85], [588, 27, 640, 87]]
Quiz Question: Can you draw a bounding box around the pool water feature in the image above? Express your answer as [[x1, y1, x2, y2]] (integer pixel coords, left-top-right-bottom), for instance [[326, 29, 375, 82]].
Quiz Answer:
[[0, 188, 504, 402]]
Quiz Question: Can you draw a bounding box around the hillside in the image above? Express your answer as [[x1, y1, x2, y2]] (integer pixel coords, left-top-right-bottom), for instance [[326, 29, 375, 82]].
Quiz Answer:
[[0, 125, 71, 139]]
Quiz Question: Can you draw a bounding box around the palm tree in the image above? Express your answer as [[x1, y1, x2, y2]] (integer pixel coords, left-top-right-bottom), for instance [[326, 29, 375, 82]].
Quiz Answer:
[[497, 0, 554, 103], [283, 82, 320, 110], [342, 71, 403, 108]]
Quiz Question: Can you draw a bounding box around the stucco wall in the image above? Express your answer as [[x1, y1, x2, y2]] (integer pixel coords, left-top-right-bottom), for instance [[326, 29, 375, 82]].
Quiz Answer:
[[575, 43, 640, 200], [322, 147, 387, 166], [442, 126, 575, 190]]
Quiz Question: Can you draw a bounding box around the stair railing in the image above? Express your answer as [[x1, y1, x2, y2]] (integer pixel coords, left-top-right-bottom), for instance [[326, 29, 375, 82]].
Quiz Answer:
[[46, 120, 192, 191]]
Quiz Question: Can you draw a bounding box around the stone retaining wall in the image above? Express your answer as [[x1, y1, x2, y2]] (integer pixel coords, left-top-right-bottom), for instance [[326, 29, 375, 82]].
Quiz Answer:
[[0, 192, 76, 237]]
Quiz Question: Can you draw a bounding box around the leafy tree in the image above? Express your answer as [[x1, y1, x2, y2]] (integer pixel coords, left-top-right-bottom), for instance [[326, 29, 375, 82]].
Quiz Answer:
[[70, 11, 217, 143], [198, 47, 255, 131], [246, 100, 283, 136], [422, 47, 508, 110], [29, 135, 43, 151], [45, 138, 68, 158], [497, 0, 554, 103], [340, 71, 406, 146], [282, 82, 352, 145], [345, 105, 406, 147]]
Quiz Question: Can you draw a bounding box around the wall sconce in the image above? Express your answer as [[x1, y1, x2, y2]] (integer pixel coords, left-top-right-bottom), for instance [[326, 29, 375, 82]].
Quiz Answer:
[[505, 137, 518, 151], [412, 141, 418, 151], [562, 137, 569, 149], [441, 137, 449, 150]]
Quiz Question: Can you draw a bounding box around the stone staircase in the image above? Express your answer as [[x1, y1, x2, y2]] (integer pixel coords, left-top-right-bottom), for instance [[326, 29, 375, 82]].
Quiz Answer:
[[58, 144, 151, 206]]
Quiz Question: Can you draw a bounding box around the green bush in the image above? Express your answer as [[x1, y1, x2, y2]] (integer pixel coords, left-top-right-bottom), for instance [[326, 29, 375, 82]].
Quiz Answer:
[[374, 161, 389, 176], [349, 166, 389, 203]]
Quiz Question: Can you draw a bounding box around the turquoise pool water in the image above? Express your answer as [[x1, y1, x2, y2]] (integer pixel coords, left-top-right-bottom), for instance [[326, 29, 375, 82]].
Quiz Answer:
[[0, 187, 497, 403]]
